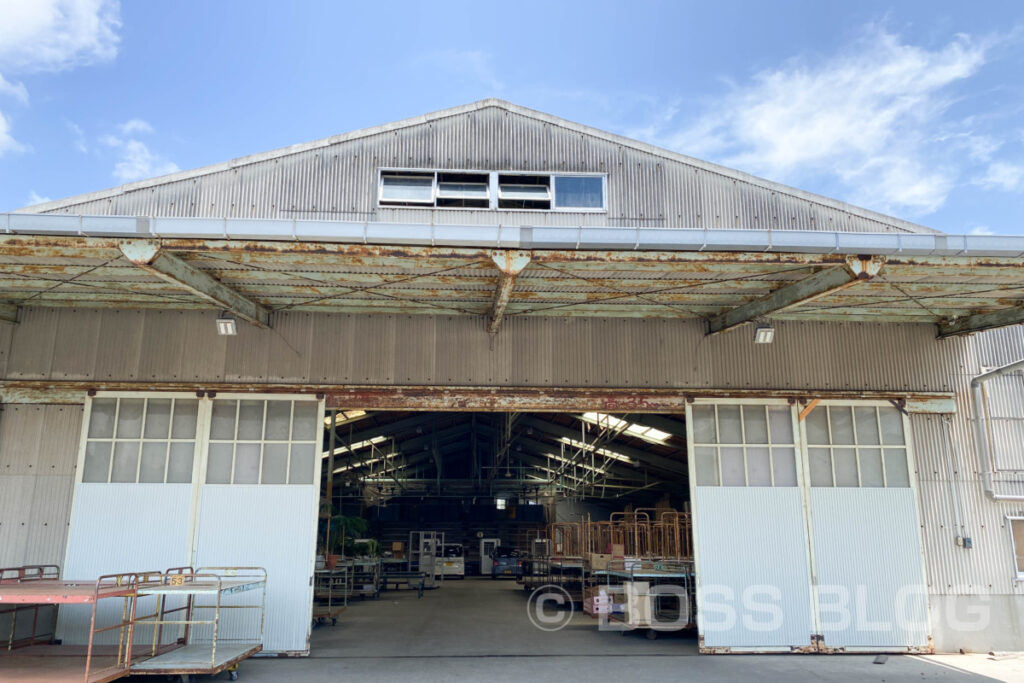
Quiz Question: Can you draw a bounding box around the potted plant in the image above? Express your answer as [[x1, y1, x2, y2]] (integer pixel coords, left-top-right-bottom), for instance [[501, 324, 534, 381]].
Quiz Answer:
[[318, 502, 370, 568]]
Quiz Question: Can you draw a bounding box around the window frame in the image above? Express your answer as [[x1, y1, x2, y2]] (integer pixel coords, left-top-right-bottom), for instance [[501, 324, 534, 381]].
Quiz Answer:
[[1008, 516, 1024, 581], [378, 171, 436, 206], [205, 393, 323, 487], [800, 400, 912, 489], [376, 168, 607, 213], [76, 392, 324, 488], [688, 398, 802, 488]]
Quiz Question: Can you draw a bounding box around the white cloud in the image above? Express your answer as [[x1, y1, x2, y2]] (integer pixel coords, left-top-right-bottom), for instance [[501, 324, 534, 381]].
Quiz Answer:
[[634, 27, 991, 217], [0, 0, 121, 159], [117, 118, 153, 136], [975, 161, 1024, 193], [27, 191, 52, 205], [0, 73, 28, 104], [102, 122, 178, 182], [0, 111, 25, 155], [423, 49, 503, 93], [970, 225, 995, 236], [0, 0, 121, 73], [67, 120, 86, 152]]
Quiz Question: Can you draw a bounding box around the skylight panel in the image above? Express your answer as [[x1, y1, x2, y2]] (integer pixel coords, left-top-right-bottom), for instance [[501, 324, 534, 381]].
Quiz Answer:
[[579, 412, 671, 444], [321, 434, 387, 458]]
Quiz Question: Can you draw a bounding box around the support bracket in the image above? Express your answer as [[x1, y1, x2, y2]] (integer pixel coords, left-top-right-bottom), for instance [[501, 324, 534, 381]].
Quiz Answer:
[[706, 255, 884, 336], [487, 250, 531, 334], [119, 240, 270, 328]]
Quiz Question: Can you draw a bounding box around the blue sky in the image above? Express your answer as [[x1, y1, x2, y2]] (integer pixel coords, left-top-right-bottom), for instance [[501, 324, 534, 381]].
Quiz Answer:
[[1, 0, 1023, 234]]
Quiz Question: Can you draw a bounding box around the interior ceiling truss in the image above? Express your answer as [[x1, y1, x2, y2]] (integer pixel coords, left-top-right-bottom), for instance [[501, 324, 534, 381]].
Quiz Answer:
[[323, 411, 687, 494]]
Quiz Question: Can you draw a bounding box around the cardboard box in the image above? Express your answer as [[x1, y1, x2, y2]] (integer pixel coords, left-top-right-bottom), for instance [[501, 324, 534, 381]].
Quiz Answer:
[[589, 553, 613, 570], [392, 541, 404, 551]]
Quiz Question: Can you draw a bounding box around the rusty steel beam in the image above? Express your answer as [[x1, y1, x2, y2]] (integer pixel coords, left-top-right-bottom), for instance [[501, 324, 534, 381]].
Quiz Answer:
[[706, 255, 885, 336], [0, 302, 17, 324], [1, 233, 1023, 271], [487, 251, 531, 334], [0, 379, 955, 412], [119, 241, 270, 328], [936, 303, 1024, 339]]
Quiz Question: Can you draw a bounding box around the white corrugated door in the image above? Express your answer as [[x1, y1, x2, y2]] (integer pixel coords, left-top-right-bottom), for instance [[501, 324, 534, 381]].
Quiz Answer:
[[59, 395, 202, 645], [803, 403, 930, 650], [688, 402, 816, 651], [59, 394, 323, 654], [191, 397, 322, 654]]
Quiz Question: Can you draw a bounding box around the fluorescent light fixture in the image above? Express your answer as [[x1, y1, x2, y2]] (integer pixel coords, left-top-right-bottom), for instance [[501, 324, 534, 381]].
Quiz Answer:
[[753, 324, 775, 344], [216, 311, 237, 336]]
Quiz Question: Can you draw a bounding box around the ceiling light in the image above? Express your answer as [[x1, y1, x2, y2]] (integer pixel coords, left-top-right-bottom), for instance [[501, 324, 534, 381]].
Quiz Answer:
[[216, 311, 237, 336], [753, 324, 775, 344]]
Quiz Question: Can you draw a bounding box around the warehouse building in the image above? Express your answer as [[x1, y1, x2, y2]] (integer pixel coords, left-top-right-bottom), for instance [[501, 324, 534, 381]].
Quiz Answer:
[[1, 100, 1024, 670]]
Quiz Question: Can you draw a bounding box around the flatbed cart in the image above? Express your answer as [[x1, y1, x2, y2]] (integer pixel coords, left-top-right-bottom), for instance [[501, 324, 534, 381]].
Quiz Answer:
[[129, 566, 266, 683], [313, 568, 349, 626], [381, 571, 426, 597], [593, 561, 695, 640], [520, 556, 587, 604], [0, 565, 141, 683], [341, 559, 381, 599]]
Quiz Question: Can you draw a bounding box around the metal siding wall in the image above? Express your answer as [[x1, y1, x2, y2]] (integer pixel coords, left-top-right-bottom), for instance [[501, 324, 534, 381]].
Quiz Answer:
[[0, 404, 81, 567], [193, 485, 317, 654], [809, 489, 930, 648], [2, 309, 969, 392], [0, 322, 13, 378], [39, 106, 924, 234], [694, 487, 814, 648]]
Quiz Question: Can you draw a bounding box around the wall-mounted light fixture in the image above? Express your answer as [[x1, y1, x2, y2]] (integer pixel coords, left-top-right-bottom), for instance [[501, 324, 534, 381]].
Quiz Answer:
[[753, 324, 775, 344], [216, 311, 237, 336]]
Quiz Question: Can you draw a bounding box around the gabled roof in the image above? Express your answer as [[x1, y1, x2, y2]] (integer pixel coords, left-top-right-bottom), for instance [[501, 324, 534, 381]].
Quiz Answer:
[[23, 99, 938, 235]]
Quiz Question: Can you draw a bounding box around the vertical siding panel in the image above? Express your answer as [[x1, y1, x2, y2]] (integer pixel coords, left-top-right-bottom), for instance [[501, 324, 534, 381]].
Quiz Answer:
[[51, 310, 101, 380], [40, 105, 928, 234], [0, 405, 82, 567]]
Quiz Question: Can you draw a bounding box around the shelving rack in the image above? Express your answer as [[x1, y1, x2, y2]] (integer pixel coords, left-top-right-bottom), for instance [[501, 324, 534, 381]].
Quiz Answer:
[[518, 556, 587, 603], [341, 559, 381, 599]]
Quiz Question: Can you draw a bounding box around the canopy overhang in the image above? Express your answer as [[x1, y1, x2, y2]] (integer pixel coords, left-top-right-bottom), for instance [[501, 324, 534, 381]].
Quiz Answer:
[[2, 213, 1023, 338]]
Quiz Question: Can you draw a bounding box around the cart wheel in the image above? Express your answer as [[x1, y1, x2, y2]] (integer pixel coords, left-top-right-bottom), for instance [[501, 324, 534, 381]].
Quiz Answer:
[[332, 617, 338, 625], [646, 630, 658, 640], [229, 671, 239, 681]]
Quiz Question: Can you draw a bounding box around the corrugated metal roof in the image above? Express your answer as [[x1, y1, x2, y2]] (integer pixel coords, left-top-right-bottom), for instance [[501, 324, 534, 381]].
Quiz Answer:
[[18, 100, 939, 236]]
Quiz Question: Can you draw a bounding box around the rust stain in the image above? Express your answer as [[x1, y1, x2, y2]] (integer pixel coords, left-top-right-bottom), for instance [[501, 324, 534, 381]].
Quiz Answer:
[[0, 379, 954, 410]]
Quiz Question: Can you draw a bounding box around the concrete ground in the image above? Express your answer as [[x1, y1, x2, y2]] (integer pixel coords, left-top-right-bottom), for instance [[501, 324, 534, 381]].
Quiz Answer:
[[130, 578, 1019, 682]]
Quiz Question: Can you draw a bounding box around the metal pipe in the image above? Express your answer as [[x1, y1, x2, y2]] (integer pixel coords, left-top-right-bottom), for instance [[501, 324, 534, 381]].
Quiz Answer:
[[970, 357, 1024, 500]]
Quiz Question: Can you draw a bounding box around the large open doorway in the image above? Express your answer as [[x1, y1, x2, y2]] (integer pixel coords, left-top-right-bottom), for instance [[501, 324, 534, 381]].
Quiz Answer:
[[313, 409, 698, 658]]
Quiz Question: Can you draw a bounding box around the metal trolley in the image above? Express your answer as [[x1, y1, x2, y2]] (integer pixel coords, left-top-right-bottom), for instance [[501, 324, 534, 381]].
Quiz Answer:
[[130, 566, 267, 682], [313, 568, 349, 626], [0, 565, 141, 683], [592, 561, 695, 639]]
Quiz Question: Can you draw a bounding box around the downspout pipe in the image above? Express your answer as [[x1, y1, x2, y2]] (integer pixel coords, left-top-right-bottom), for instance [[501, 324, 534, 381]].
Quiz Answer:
[[971, 358, 1024, 501]]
